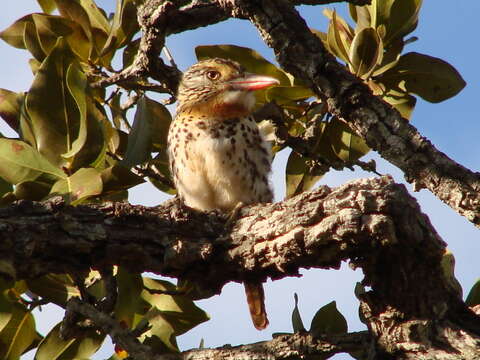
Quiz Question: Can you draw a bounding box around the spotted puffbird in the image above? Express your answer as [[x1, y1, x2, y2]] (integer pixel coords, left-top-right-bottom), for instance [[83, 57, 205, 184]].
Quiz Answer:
[[167, 57, 279, 330]]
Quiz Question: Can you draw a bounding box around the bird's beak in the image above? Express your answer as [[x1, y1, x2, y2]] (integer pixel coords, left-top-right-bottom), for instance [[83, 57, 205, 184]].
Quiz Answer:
[[229, 73, 280, 91]]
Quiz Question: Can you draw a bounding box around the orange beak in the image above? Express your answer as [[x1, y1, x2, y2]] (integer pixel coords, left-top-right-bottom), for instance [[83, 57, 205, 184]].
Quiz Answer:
[[229, 73, 280, 91]]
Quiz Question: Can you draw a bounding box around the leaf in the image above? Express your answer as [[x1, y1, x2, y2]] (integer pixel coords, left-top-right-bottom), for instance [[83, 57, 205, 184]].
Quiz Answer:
[[0, 89, 23, 132], [121, 96, 153, 168], [0, 139, 65, 184], [141, 277, 209, 336], [266, 86, 314, 105], [310, 301, 348, 337], [291, 293, 306, 333], [147, 97, 172, 152], [38, 0, 57, 13], [148, 152, 176, 194], [62, 62, 88, 159], [0, 15, 33, 49], [55, 0, 111, 64], [32, 13, 91, 61], [50, 167, 103, 204], [35, 322, 104, 360], [440, 250, 463, 297], [285, 151, 324, 198], [26, 274, 79, 307], [102, 0, 140, 56], [101, 164, 145, 194], [25, 37, 76, 167], [324, 10, 351, 63], [379, 52, 466, 103], [326, 117, 370, 162], [348, 27, 383, 79], [386, 0, 422, 45], [114, 268, 144, 328], [349, 4, 371, 33], [0, 279, 14, 333], [196, 45, 291, 86], [465, 279, 480, 307], [368, 0, 395, 30], [0, 303, 38, 360], [24, 20, 47, 62], [14, 180, 51, 201]]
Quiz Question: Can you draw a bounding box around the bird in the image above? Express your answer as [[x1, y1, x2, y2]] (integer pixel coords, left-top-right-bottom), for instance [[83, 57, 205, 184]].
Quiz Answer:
[[167, 57, 279, 330]]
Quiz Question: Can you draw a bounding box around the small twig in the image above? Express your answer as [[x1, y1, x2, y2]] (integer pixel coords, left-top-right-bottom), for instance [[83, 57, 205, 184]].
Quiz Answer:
[[66, 298, 162, 360]]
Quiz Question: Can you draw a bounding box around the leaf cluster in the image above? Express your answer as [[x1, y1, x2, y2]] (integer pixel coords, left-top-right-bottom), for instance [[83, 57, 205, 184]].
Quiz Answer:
[[0, 269, 208, 359]]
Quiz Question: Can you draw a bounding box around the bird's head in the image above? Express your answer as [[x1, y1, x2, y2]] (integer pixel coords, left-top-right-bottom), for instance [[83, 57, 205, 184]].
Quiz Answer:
[[176, 58, 279, 118]]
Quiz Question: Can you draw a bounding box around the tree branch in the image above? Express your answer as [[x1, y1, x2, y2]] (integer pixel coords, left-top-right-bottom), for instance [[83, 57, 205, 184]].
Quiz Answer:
[[172, 331, 371, 360], [1, 176, 479, 358]]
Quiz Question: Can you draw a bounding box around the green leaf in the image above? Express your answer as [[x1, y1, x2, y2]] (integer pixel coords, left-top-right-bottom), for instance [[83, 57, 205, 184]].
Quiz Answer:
[[14, 180, 51, 201], [385, 0, 422, 45], [62, 62, 88, 159], [349, 4, 371, 34], [324, 9, 351, 63], [55, 0, 111, 64], [24, 20, 47, 62], [0, 15, 33, 49], [147, 97, 172, 152], [141, 277, 209, 343], [266, 86, 314, 105], [38, 0, 57, 13], [380, 52, 466, 103], [465, 279, 480, 307], [195, 45, 291, 86], [348, 27, 383, 79], [310, 301, 348, 337], [121, 96, 154, 168], [148, 152, 176, 195], [0, 89, 23, 132], [26, 274, 79, 307], [21, 13, 91, 61], [50, 167, 103, 204], [101, 0, 140, 56], [285, 151, 324, 198], [0, 279, 14, 333], [25, 37, 76, 167], [114, 268, 144, 328], [291, 293, 306, 333], [101, 164, 145, 194], [382, 89, 416, 120], [440, 250, 463, 297], [35, 322, 104, 360], [0, 303, 38, 360], [0, 139, 65, 184], [326, 117, 370, 162]]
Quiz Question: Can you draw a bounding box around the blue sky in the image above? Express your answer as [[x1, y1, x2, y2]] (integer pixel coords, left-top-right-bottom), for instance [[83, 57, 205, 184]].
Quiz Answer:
[[1, 1, 479, 359]]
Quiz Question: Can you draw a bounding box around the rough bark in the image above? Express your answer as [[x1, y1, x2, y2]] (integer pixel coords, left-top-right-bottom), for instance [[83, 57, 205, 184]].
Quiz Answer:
[[1, 176, 479, 359]]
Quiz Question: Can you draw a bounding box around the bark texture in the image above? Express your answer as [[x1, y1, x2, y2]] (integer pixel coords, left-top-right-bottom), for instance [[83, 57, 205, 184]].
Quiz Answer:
[[1, 176, 479, 359]]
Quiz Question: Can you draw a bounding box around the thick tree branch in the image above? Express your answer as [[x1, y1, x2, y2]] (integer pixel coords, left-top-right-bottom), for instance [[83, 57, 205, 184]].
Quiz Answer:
[[172, 331, 370, 360], [1, 176, 479, 358]]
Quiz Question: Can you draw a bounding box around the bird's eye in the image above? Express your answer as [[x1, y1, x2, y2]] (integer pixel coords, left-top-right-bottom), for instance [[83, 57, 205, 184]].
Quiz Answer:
[[206, 70, 221, 80]]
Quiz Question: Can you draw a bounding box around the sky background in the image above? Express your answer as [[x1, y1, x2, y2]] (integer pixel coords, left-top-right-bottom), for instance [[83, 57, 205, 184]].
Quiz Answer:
[[1, 1, 479, 360]]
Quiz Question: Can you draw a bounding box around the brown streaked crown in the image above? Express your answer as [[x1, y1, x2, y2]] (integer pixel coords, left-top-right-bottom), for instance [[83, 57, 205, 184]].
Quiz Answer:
[[176, 58, 246, 113]]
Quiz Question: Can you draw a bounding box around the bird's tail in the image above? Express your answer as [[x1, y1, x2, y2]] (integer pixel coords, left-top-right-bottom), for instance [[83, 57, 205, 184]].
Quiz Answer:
[[244, 281, 269, 330]]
